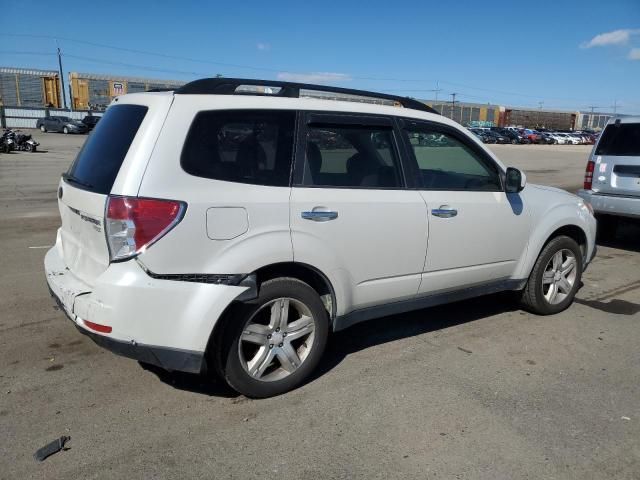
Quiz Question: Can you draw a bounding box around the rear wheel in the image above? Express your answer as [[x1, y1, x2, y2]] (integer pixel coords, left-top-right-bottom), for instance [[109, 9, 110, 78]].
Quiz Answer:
[[63, 127, 69, 134], [520, 236, 583, 315], [40, 125, 46, 132], [219, 278, 329, 398]]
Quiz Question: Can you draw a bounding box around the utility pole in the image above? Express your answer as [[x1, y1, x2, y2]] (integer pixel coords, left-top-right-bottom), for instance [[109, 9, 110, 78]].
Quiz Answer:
[[450, 92, 457, 120], [56, 45, 68, 110], [611, 99, 618, 115], [587, 105, 600, 129], [537, 101, 543, 128], [434, 80, 442, 103]]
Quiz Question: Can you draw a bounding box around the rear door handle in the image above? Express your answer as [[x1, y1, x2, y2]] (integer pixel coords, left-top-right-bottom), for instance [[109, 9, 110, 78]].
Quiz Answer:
[[431, 206, 458, 218], [301, 211, 338, 222]]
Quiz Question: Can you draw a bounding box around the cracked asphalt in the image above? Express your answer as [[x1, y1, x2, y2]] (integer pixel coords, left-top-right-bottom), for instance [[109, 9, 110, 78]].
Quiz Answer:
[[1, 133, 639, 479]]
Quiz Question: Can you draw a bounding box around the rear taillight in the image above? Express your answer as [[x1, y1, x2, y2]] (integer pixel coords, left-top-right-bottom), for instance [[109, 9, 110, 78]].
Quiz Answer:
[[106, 196, 185, 262], [583, 160, 595, 190]]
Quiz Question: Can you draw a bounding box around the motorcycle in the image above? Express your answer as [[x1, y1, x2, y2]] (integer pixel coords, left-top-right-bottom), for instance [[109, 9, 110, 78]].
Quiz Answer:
[[3, 129, 39, 152]]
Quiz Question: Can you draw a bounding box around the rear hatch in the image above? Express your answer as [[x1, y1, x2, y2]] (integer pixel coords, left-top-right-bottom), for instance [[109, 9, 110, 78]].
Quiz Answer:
[[591, 121, 640, 196], [58, 100, 162, 286]]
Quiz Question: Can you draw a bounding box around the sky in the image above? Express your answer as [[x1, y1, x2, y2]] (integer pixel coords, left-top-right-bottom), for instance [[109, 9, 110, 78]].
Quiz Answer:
[[2, 0, 639, 114]]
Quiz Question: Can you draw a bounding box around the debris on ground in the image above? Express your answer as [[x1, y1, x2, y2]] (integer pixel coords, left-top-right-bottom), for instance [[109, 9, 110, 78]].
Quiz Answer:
[[33, 436, 70, 462]]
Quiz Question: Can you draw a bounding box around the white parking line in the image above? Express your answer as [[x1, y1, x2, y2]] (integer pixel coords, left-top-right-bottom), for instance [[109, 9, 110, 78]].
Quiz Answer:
[[28, 245, 53, 249]]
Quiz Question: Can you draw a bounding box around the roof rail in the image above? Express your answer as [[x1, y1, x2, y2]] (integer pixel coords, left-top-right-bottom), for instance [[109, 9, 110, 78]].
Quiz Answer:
[[175, 78, 438, 115]]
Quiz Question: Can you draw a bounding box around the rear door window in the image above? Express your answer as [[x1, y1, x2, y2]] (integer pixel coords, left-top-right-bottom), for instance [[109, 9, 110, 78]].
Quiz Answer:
[[298, 117, 403, 189], [596, 123, 640, 156], [66, 104, 148, 194], [181, 110, 296, 187]]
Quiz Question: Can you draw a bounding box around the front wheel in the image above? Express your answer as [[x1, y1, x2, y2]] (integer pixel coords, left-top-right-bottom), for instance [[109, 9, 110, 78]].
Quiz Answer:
[[219, 278, 329, 398], [520, 236, 583, 315], [40, 125, 46, 132], [63, 127, 69, 134]]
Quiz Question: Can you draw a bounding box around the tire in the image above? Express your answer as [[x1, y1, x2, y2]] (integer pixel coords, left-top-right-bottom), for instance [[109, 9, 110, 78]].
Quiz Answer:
[[25, 143, 33, 152], [595, 214, 618, 241], [511, 139, 517, 145], [40, 125, 46, 132], [63, 127, 69, 134], [520, 235, 583, 315], [218, 277, 329, 398]]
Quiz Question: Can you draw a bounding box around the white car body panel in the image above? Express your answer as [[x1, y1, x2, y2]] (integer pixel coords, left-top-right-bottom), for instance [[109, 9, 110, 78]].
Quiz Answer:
[[418, 190, 531, 293], [290, 188, 428, 313]]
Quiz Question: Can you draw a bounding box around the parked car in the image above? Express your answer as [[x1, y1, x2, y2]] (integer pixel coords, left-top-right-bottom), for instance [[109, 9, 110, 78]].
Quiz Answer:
[[556, 133, 580, 145], [469, 128, 496, 144], [81, 115, 101, 131], [500, 129, 530, 144], [539, 132, 557, 144], [483, 130, 510, 144], [45, 78, 597, 398], [521, 129, 542, 144], [578, 117, 640, 238], [36, 116, 88, 134]]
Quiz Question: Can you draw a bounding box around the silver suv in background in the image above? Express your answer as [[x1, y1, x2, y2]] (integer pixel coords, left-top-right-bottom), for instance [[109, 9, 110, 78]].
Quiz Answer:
[[578, 117, 640, 237]]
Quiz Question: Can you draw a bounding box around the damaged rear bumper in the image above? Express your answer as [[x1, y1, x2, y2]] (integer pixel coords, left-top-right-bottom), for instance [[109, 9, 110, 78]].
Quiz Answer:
[[49, 286, 204, 373]]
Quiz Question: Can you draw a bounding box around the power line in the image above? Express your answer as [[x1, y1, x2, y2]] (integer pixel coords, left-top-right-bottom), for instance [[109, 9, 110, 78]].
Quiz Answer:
[[0, 32, 610, 102], [63, 54, 213, 77], [0, 33, 635, 112]]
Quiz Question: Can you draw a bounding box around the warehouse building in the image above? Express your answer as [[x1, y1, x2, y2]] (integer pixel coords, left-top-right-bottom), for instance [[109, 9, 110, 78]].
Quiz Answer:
[[70, 72, 185, 110], [0, 67, 62, 107]]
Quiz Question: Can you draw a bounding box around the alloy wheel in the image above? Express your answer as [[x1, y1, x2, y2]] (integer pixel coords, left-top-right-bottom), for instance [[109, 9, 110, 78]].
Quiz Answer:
[[238, 298, 316, 382], [542, 249, 577, 305]]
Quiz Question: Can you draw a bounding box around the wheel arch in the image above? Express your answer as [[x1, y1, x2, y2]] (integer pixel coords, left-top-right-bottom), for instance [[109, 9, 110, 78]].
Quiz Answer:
[[204, 261, 338, 376], [251, 262, 337, 321], [517, 218, 590, 281]]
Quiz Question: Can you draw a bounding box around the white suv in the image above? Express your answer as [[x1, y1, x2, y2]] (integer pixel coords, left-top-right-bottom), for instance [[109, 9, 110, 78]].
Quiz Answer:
[[45, 79, 597, 397]]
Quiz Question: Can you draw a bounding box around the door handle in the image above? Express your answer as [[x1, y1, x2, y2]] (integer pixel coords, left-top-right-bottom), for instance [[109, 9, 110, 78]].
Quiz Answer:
[[301, 210, 338, 222], [431, 206, 458, 218]]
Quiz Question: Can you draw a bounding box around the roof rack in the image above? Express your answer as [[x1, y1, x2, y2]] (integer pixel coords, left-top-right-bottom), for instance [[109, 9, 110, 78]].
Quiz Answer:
[[175, 78, 438, 115]]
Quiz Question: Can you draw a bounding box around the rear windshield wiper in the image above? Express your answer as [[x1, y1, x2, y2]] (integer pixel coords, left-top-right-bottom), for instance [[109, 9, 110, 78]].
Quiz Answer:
[[62, 173, 94, 190]]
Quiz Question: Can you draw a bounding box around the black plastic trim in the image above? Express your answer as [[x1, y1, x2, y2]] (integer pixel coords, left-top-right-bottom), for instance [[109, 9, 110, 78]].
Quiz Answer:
[[175, 77, 439, 114], [81, 328, 204, 374], [333, 278, 527, 332]]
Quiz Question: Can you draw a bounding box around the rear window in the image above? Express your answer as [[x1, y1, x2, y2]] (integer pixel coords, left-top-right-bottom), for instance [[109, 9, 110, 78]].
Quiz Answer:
[[596, 123, 640, 156], [66, 105, 148, 194], [181, 110, 296, 187]]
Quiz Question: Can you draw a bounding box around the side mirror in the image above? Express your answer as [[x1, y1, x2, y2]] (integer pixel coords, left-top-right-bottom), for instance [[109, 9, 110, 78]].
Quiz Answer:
[[505, 167, 526, 193]]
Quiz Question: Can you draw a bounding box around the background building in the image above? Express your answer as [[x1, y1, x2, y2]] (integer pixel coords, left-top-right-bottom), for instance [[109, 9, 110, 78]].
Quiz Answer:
[[0, 67, 62, 107]]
